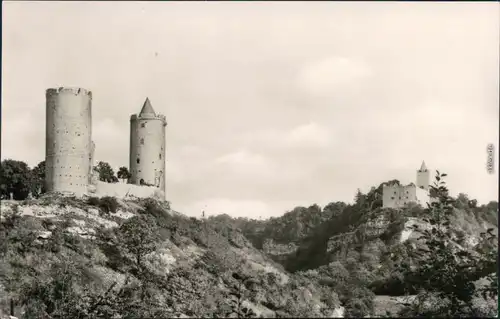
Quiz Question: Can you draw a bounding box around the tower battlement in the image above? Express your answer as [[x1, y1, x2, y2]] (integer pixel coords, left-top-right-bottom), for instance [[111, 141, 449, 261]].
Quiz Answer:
[[46, 87, 93, 99], [130, 113, 167, 124]]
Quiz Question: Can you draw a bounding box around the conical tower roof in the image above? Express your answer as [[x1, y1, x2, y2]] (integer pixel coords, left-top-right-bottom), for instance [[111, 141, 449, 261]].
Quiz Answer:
[[139, 97, 156, 116], [419, 161, 427, 171]]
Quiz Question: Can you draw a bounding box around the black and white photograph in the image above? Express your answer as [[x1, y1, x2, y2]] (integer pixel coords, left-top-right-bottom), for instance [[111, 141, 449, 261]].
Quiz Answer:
[[1, 1, 498, 318]]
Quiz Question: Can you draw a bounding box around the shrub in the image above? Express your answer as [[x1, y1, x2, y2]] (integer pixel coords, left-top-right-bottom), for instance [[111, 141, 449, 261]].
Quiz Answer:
[[398, 171, 498, 317], [343, 286, 375, 318], [87, 196, 119, 214], [368, 273, 409, 296]]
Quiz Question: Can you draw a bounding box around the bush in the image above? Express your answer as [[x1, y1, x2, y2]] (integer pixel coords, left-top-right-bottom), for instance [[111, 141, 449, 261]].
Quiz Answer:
[[0, 159, 32, 200], [87, 196, 118, 214], [398, 171, 498, 317], [343, 286, 375, 318], [368, 273, 411, 296]]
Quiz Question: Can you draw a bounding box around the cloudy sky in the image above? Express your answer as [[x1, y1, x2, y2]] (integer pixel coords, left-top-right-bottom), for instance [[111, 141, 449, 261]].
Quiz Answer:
[[2, 2, 499, 218]]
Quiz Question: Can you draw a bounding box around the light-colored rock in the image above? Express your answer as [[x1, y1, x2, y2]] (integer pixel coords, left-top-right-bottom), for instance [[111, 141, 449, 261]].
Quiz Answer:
[[329, 306, 345, 318], [37, 231, 52, 239], [110, 209, 135, 220], [66, 226, 95, 236], [145, 249, 177, 275]]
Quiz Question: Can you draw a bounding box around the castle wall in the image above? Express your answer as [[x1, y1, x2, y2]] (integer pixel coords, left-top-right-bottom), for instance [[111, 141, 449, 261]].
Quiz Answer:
[[129, 114, 167, 198], [383, 184, 423, 208], [383, 185, 403, 208], [45, 87, 92, 197], [94, 181, 164, 200]]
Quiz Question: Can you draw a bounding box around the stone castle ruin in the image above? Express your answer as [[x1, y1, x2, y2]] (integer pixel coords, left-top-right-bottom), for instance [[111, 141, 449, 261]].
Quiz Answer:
[[382, 161, 434, 208], [44, 87, 167, 200]]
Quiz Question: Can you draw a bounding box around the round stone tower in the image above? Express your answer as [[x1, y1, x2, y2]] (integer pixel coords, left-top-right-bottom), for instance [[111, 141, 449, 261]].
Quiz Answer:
[[45, 87, 92, 197], [129, 98, 167, 198]]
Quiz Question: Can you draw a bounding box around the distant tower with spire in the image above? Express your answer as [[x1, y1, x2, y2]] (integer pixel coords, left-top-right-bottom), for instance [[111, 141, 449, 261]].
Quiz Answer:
[[416, 160, 430, 190], [129, 98, 167, 199]]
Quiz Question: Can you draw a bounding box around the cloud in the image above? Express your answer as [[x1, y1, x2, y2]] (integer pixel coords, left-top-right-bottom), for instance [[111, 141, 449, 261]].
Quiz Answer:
[[286, 122, 332, 148], [214, 149, 275, 178], [1, 110, 44, 167], [92, 118, 128, 169], [240, 121, 333, 152], [215, 149, 268, 166], [297, 56, 372, 96]]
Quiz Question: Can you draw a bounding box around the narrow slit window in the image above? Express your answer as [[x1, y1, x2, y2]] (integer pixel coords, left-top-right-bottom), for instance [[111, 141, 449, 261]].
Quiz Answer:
[[140, 138, 144, 145]]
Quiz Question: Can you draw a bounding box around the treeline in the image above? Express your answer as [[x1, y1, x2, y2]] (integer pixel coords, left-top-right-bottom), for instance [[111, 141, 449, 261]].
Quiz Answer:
[[222, 179, 497, 258], [0, 159, 132, 200]]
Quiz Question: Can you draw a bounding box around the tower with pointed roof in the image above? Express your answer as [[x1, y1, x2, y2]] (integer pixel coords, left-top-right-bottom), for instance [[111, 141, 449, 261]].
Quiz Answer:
[[416, 160, 430, 190], [129, 98, 167, 199]]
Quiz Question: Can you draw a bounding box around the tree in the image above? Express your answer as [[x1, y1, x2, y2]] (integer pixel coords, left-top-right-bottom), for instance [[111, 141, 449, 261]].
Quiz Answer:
[[116, 215, 159, 304], [0, 159, 32, 200], [354, 189, 366, 207], [323, 201, 347, 219], [484, 201, 498, 212], [117, 215, 158, 270], [117, 166, 131, 183], [94, 161, 118, 183], [399, 171, 498, 317], [454, 192, 470, 210], [30, 160, 46, 198]]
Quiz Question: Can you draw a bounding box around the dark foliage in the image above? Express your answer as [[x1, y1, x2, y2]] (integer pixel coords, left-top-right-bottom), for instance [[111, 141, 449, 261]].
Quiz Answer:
[[398, 172, 498, 317], [86, 196, 119, 214], [94, 161, 118, 183], [0, 159, 32, 200]]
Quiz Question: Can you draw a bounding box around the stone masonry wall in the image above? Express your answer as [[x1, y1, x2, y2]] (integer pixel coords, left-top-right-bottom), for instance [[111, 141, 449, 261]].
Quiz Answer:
[[45, 87, 92, 197]]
